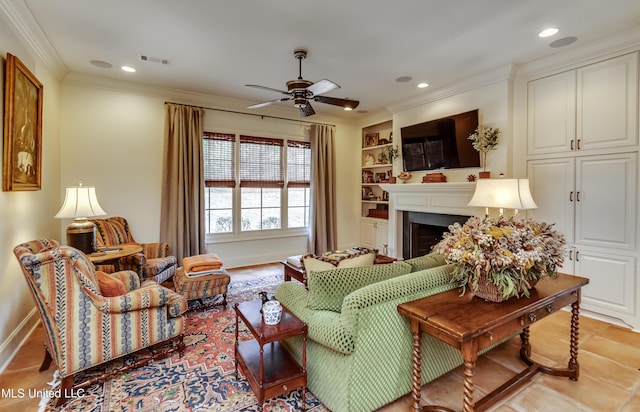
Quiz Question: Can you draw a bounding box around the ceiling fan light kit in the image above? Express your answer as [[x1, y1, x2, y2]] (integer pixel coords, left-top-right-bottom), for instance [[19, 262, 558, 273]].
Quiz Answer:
[[246, 49, 359, 117]]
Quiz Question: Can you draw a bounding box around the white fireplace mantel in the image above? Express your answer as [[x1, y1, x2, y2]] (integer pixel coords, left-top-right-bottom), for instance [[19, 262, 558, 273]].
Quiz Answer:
[[382, 182, 481, 258]]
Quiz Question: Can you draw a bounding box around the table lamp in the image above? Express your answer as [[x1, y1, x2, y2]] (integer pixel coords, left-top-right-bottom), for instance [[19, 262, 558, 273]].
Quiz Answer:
[[467, 178, 537, 216], [54, 183, 107, 254]]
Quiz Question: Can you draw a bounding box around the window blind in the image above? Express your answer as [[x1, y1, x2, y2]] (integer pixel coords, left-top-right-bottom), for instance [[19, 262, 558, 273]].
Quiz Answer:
[[239, 135, 284, 188], [287, 140, 311, 187], [203, 132, 235, 187]]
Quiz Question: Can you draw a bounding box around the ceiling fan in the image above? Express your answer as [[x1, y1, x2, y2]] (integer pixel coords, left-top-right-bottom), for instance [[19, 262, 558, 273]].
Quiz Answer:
[[246, 49, 359, 117]]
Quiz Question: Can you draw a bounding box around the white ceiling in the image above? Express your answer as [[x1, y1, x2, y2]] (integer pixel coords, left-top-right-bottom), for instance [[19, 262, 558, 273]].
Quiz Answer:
[[10, 0, 640, 118]]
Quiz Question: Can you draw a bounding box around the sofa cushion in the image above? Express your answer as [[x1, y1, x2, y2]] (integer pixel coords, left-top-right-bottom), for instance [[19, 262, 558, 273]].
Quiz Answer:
[[307, 261, 412, 312], [403, 252, 447, 272]]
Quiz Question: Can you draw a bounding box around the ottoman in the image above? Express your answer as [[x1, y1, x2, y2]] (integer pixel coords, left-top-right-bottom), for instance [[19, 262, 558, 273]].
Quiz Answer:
[[174, 266, 231, 309]]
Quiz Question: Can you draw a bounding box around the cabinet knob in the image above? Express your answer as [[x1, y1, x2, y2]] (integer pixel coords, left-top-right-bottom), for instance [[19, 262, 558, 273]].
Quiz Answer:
[[529, 312, 537, 323], [546, 304, 554, 313], [283, 384, 288, 392], [571, 139, 575, 150], [577, 139, 581, 150], [569, 191, 574, 202]]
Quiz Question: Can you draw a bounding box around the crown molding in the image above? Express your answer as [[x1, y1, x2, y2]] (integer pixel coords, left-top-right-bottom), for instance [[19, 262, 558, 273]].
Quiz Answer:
[[385, 64, 516, 114], [0, 0, 67, 77]]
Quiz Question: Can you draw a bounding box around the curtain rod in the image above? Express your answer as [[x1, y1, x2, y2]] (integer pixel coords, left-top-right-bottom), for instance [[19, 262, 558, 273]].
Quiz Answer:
[[164, 101, 336, 127]]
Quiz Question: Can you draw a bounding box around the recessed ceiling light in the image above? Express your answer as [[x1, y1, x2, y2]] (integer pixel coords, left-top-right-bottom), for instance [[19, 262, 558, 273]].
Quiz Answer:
[[538, 27, 559, 38], [417, 82, 429, 88], [343, 107, 353, 111], [121, 65, 136, 73], [395, 76, 412, 83]]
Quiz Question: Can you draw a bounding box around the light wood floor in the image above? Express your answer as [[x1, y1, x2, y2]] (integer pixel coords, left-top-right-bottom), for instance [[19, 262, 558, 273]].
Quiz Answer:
[[1, 263, 639, 411]]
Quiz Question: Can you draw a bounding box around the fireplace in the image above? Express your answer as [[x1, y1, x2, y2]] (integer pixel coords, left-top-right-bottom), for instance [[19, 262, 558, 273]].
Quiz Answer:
[[402, 211, 470, 260]]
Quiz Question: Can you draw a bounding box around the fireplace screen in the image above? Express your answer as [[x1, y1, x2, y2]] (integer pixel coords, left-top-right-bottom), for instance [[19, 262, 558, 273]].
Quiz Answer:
[[402, 211, 470, 260]]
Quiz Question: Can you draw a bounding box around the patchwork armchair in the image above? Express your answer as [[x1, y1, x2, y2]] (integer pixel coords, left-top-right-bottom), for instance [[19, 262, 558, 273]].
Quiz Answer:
[[90, 216, 177, 283], [13, 239, 187, 406]]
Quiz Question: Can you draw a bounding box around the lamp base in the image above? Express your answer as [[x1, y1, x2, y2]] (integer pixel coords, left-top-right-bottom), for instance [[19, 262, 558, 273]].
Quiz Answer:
[[66, 218, 97, 254]]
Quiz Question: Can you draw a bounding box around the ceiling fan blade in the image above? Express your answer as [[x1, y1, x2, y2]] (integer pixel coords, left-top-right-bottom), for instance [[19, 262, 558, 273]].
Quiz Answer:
[[313, 95, 360, 110], [299, 101, 315, 117], [306, 79, 340, 96], [247, 97, 290, 109], [245, 84, 291, 95]]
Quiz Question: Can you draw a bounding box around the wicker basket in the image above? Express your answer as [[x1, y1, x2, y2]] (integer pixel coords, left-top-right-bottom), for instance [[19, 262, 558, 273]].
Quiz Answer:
[[473, 275, 539, 303]]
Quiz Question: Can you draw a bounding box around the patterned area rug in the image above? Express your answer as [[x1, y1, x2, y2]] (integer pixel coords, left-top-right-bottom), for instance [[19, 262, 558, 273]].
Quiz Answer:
[[40, 273, 326, 411]]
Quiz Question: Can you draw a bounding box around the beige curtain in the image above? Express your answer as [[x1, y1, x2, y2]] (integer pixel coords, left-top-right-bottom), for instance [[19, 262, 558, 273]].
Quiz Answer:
[[160, 103, 207, 262], [309, 124, 337, 254]]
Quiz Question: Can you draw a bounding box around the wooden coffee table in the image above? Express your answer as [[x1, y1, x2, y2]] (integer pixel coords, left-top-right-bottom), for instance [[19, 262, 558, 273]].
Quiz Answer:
[[398, 273, 589, 412], [234, 300, 307, 410], [281, 254, 398, 285]]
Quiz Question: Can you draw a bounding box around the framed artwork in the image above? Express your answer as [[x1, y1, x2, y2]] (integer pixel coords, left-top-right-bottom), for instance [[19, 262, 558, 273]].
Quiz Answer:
[[375, 172, 388, 183], [363, 132, 379, 147], [3, 53, 43, 191]]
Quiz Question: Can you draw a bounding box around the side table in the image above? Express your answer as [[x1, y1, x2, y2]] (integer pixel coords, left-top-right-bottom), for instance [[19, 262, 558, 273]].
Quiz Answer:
[[398, 273, 589, 412], [234, 300, 307, 410], [87, 243, 142, 272]]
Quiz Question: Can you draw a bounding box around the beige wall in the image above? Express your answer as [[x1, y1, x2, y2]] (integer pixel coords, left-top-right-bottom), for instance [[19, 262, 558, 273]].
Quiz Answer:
[[0, 22, 62, 370]]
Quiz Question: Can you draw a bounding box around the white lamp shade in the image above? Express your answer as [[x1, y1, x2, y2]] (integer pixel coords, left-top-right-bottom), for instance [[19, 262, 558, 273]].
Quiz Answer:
[[467, 178, 537, 210], [55, 186, 107, 219]]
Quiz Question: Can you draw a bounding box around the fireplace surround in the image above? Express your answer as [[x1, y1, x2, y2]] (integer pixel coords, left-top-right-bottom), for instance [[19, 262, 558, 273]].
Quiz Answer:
[[381, 182, 479, 258]]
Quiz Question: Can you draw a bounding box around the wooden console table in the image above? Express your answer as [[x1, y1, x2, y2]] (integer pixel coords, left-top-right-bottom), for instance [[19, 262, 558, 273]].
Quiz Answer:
[[397, 273, 589, 412]]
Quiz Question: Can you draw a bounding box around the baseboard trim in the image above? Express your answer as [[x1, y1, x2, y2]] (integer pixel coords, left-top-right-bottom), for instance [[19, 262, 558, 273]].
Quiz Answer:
[[0, 308, 41, 374]]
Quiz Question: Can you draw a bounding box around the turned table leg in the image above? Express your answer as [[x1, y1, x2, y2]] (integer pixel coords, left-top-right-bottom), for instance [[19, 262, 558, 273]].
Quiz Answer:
[[569, 296, 581, 381], [461, 340, 479, 412], [410, 321, 422, 411]]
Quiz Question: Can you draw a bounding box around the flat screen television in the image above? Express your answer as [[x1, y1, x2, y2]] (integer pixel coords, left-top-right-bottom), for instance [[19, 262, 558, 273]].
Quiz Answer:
[[400, 109, 480, 172]]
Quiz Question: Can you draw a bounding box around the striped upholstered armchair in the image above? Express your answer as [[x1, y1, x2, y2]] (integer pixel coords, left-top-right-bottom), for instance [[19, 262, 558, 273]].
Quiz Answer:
[[90, 216, 177, 284], [13, 239, 187, 406]]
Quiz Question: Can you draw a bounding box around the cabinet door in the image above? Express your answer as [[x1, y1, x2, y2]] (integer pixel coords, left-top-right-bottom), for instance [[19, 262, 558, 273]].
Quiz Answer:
[[527, 158, 575, 243], [360, 219, 375, 249], [575, 248, 636, 324], [575, 153, 636, 250], [576, 53, 638, 151], [527, 71, 576, 155]]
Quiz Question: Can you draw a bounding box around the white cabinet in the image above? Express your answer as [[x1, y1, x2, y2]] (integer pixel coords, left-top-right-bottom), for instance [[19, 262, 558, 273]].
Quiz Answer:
[[527, 52, 638, 156], [360, 219, 389, 253], [528, 153, 636, 250], [573, 247, 636, 325]]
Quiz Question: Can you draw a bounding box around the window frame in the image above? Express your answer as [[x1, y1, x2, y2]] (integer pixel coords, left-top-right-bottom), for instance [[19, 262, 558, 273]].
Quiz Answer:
[[203, 131, 311, 243]]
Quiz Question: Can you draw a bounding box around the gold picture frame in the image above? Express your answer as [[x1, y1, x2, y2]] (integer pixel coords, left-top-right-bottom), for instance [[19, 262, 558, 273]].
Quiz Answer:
[[3, 53, 43, 191]]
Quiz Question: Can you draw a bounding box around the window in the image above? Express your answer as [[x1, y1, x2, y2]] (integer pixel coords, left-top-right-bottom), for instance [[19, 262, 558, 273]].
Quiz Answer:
[[203, 132, 235, 233], [203, 132, 311, 235], [287, 140, 311, 228]]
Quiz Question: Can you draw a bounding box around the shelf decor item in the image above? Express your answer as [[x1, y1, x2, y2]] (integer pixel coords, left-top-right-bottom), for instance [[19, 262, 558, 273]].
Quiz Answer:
[[433, 215, 566, 302], [468, 125, 500, 179], [3, 53, 44, 191]]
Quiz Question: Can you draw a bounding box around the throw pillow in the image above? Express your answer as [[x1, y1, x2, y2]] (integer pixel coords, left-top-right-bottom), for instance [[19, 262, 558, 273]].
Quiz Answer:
[[96, 271, 127, 297], [302, 251, 376, 274], [307, 261, 412, 312]]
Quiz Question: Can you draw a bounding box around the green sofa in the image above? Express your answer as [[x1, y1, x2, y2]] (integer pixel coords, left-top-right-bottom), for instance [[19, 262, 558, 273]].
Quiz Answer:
[[274, 253, 504, 412]]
